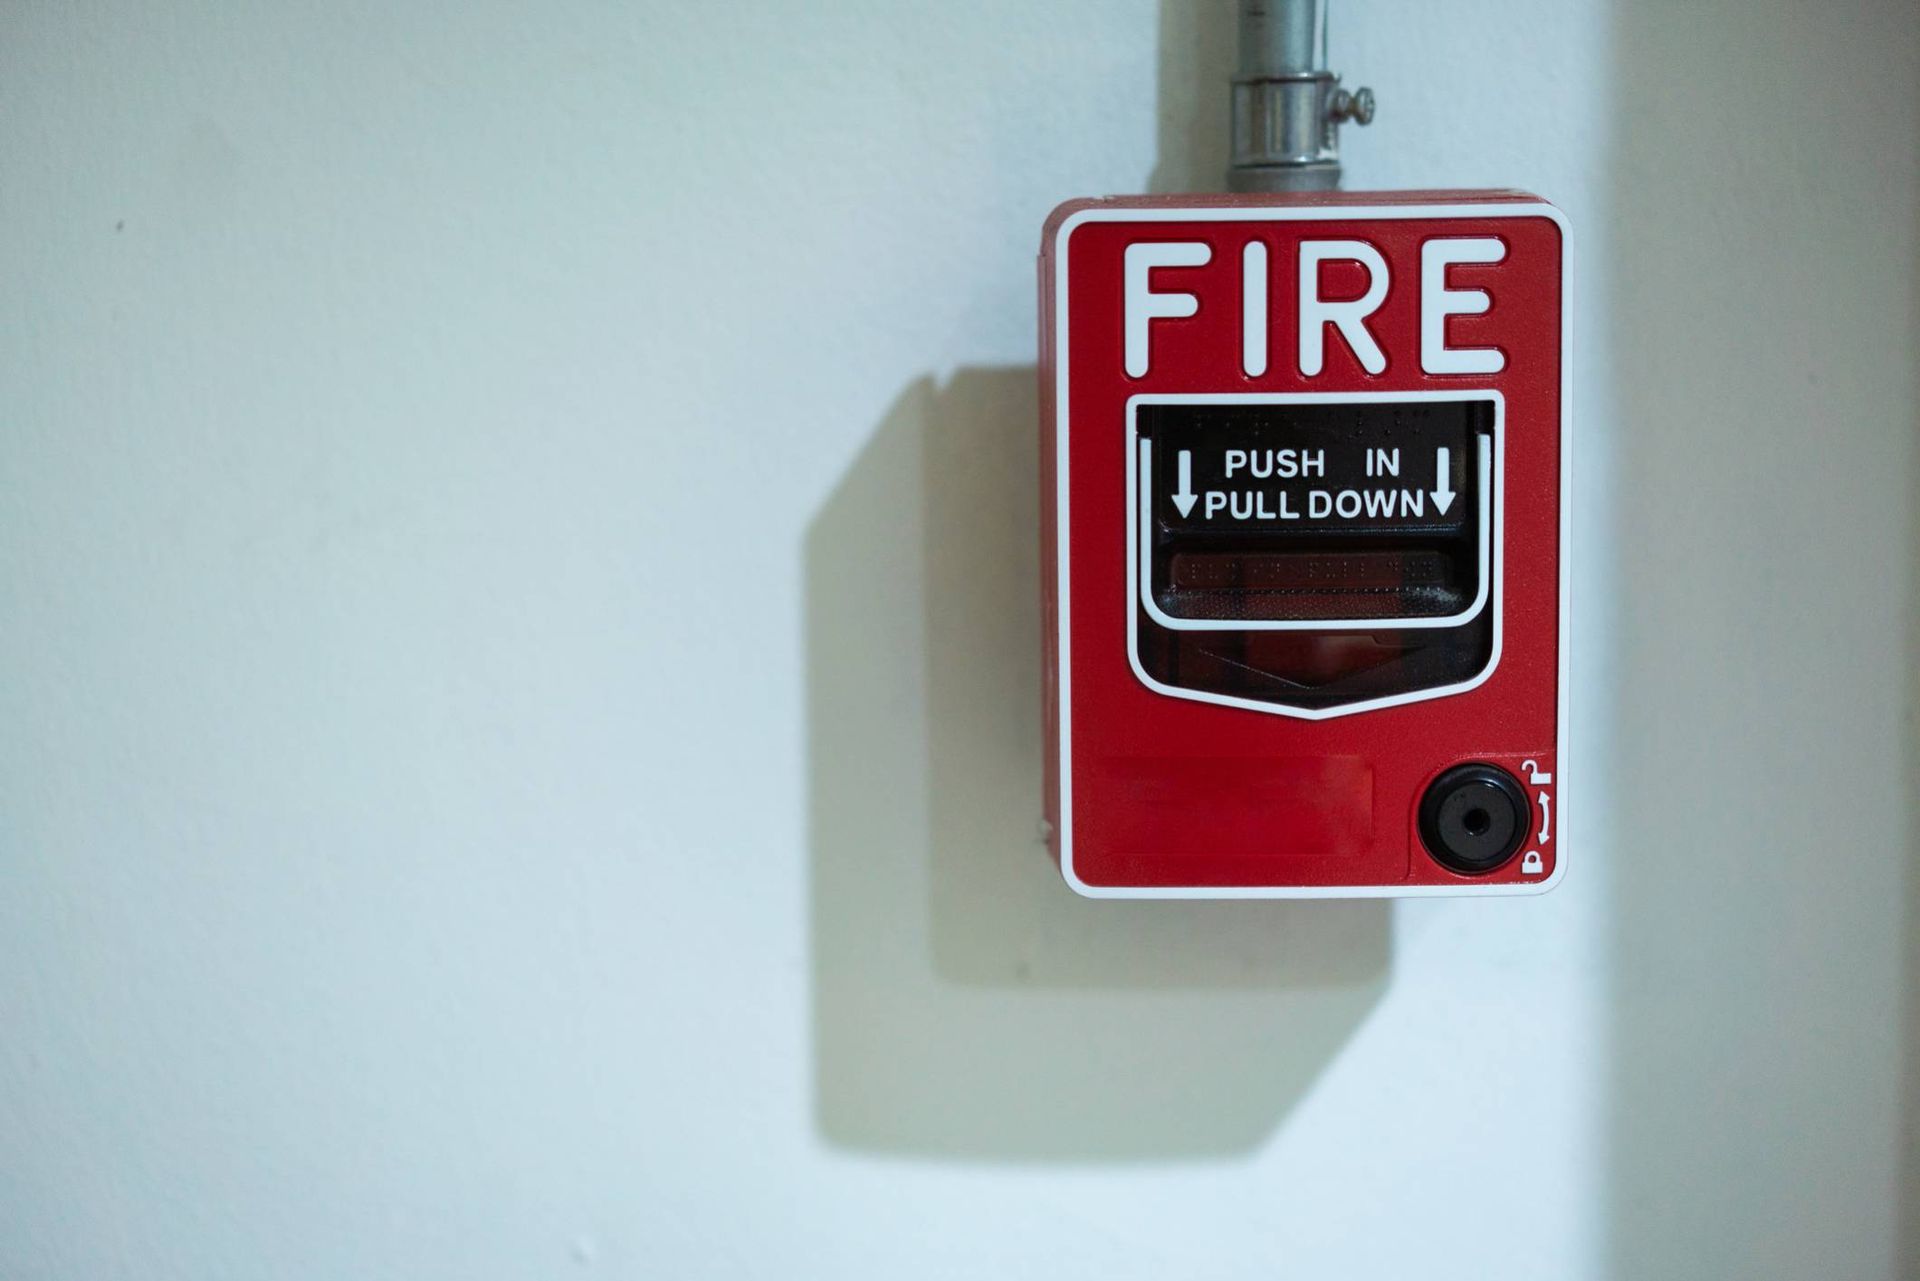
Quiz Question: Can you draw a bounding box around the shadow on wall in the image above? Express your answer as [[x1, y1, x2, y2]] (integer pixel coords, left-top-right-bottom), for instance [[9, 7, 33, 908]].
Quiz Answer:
[[1902, 86, 1920, 1281], [803, 0, 1387, 1163], [805, 370, 1389, 1161], [1147, 0, 1231, 195], [1607, 0, 1920, 1274]]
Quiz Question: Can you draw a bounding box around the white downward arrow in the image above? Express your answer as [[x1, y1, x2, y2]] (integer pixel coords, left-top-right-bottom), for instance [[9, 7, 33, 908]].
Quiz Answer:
[[1431, 446, 1456, 515], [1172, 450, 1198, 517]]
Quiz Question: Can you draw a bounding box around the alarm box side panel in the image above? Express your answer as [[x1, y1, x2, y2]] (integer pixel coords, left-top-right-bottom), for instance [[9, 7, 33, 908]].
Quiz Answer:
[[1039, 242, 1063, 863]]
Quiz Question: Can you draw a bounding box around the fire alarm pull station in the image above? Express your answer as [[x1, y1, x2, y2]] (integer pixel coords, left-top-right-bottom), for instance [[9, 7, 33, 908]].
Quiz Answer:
[[1040, 194, 1568, 896]]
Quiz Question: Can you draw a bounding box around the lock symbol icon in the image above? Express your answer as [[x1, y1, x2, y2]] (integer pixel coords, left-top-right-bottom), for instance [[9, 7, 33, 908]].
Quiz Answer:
[[1521, 850, 1544, 876]]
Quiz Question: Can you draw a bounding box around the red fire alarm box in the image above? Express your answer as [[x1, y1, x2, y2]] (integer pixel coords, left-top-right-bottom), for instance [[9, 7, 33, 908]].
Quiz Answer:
[[1039, 192, 1568, 897]]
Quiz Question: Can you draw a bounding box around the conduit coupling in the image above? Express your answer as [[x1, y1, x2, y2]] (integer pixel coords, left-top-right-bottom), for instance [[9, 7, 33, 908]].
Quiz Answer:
[[1229, 0, 1374, 192]]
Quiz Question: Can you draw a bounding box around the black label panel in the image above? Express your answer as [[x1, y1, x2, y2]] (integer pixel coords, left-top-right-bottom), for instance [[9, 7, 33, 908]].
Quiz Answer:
[[1143, 402, 1475, 538], [1136, 400, 1492, 626]]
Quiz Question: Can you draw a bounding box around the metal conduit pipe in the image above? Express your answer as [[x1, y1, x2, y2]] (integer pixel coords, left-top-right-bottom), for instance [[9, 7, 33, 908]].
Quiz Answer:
[[1228, 0, 1374, 192]]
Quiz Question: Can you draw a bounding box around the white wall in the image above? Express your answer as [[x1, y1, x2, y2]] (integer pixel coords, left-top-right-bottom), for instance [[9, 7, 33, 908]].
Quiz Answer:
[[1, 3, 1914, 1278]]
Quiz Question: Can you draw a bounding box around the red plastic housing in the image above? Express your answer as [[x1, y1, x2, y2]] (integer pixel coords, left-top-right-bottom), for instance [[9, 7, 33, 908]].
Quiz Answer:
[[1039, 191, 1568, 897]]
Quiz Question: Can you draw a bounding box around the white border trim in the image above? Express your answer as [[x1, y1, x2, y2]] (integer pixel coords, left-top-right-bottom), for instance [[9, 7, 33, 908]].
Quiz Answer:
[[1128, 394, 1502, 720], [1052, 200, 1572, 899]]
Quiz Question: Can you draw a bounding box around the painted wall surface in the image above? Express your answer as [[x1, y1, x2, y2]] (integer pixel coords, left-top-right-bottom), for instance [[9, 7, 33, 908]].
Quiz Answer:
[[2, 3, 1915, 1278]]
